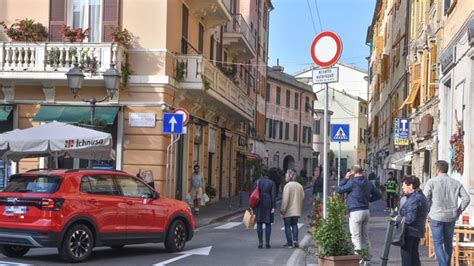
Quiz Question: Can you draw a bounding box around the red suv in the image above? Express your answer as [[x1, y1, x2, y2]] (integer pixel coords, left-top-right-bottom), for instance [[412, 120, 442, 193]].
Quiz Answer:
[[0, 169, 195, 262]]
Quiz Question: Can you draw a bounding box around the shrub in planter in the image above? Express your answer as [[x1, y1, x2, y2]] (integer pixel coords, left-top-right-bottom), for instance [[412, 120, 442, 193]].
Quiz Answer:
[[312, 193, 361, 266], [110, 27, 133, 47], [0, 19, 47, 41], [60, 24, 90, 42]]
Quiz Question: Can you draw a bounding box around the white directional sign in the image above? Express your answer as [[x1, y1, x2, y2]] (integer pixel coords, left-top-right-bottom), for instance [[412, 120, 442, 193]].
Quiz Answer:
[[162, 113, 184, 134], [312, 67, 339, 84], [154, 246, 212, 266]]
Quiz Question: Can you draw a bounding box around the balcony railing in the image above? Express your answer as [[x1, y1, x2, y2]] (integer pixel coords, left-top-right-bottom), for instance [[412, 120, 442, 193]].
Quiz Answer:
[[223, 14, 256, 59], [176, 54, 254, 121], [0, 42, 125, 75], [227, 14, 256, 50], [189, 0, 232, 28]]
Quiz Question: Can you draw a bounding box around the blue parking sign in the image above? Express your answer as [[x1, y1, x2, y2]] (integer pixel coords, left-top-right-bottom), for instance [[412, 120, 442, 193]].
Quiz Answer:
[[331, 124, 350, 142], [163, 113, 184, 134]]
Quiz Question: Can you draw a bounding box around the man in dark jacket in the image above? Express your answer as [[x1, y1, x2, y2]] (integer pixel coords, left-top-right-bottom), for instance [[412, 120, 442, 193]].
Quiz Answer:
[[336, 164, 382, 251], [312, 167, 323, 197], [396, 176, 428, 266]]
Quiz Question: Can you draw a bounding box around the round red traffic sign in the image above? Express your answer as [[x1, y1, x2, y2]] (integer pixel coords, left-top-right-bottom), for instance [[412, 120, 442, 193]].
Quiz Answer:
[[310, 31, 343, 68], [174, 107, 189, 125]]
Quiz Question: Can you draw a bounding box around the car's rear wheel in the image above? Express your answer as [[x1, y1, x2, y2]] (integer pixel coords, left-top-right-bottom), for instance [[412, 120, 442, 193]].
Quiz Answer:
[[59, 224, 94, 262], [165, 220, 187, 252], [0, 245, 30, 258]]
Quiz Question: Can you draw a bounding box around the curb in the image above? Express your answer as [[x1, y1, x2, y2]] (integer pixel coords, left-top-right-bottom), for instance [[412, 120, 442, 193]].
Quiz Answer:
[[206, 208, 247, 226], [286, 234, 312, 266]]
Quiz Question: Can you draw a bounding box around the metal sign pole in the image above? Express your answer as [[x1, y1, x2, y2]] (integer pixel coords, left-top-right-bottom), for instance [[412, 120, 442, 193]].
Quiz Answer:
[[170, 134, 181, 199], [338, 141, 341, 187], [323, 82, 329, 218]]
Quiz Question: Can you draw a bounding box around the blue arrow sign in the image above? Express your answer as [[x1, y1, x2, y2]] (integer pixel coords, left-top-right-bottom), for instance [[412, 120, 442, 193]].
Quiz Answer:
[[163, 113, 184, 134], [331, 124, 350, 142]]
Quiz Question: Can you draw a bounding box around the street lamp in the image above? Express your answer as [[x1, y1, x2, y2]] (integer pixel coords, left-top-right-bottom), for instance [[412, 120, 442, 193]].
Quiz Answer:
[[65, 63, 121, 124]]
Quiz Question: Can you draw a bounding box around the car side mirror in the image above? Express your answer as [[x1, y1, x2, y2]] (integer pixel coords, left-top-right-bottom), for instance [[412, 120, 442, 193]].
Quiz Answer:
[[151, 191, 159, 199]]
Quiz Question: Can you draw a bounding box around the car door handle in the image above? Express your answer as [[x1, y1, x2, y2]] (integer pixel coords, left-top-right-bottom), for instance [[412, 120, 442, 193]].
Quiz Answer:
[[126, 201, 134, 205], [88, 199, 98, 204]]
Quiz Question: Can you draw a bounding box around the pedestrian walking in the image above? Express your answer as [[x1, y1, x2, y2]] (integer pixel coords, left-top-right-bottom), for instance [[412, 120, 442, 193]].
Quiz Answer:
[[312, 167, 323, 198], [395, 176, 428, 266], [385, 172, 398, 211], [424, 160, 471, 266], [253, 172, 276, 249], [280, 169, 305, 248], [336, 164, 382, 252], [189, 165, 205, 215]]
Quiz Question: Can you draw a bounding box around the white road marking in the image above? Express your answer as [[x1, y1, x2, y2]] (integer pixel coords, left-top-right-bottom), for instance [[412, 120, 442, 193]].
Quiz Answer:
[[280, 223, 304, 231], [0, 261, 31, 266], [154, 246, 212, 266], [214, 222, 242, 229], [253, 223, 275, 229]]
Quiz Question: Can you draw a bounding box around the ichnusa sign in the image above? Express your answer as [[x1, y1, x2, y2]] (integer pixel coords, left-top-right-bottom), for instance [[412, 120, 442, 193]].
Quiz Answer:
[[394, 118, 410, 145]]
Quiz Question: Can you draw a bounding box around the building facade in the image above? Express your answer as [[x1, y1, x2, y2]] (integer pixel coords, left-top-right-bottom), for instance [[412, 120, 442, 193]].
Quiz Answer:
[[437, 1, 474, 212], [265, 66, 315, 176], [0, 0, 273, 200]]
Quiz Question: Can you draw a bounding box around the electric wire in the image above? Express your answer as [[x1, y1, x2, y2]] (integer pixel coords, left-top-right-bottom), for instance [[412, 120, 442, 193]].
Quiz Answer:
[[306, 0, 319, 35], [313, 0, 323, 32]]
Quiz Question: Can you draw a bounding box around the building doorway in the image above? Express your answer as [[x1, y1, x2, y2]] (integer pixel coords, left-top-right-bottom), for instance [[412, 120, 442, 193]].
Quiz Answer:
[[283, 155, 295, 173]]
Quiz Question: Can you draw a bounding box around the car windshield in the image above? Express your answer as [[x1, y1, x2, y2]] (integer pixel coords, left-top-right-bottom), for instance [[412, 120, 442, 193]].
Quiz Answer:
[[3, 175, 61, 193]]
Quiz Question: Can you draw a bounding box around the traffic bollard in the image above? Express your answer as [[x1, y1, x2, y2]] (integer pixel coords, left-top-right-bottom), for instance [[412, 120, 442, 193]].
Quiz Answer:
[[380, 219, 396, 266]]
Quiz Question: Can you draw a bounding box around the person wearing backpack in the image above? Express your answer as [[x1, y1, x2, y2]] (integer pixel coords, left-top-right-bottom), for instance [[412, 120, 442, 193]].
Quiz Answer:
[[385, 172, 398, 211], [252, 172, 276, 249]]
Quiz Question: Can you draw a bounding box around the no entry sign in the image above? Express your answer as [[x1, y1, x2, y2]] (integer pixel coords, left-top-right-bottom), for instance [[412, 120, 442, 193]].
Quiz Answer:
[[310, 31, 343, 68]]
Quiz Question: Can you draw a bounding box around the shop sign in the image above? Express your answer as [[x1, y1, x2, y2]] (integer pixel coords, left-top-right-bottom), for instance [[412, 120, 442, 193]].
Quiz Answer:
[[440, 46, 455, 74], [394, 118, 410, 146], [129, 113, 156, 128]]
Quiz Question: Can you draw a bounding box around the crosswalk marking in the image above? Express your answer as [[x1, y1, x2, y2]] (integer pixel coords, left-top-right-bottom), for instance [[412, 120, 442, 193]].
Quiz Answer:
[[214, 222, 242, 229], [280, 223, 304, 231]]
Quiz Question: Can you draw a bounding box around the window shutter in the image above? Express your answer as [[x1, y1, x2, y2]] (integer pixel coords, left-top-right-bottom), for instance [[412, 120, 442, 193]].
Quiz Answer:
[[49, 0, 66, 41], [429, 44, 437, 97], [102, 0, 120, 42]]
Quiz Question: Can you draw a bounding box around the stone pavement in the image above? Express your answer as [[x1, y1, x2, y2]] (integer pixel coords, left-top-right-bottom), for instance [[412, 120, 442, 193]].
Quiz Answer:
[[305, 199, 438, 265]]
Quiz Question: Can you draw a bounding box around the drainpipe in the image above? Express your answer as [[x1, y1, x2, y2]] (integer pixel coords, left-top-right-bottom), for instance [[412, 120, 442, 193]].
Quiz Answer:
[[219, 129, 225, 199], [298, 92, 302, 161]]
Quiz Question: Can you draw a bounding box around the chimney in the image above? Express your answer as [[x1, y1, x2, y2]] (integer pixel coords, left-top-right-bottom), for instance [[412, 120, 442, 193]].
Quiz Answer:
[[271, 58, 284, 72]]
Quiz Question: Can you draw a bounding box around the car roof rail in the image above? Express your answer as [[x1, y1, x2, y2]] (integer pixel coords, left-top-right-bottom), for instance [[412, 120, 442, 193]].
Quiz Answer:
[[26, 168, 55, 172], [64, 168, 127, 173]]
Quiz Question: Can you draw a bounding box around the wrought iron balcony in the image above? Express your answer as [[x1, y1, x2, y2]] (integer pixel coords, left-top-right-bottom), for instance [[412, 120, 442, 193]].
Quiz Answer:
[[223, 14, 257, 60]]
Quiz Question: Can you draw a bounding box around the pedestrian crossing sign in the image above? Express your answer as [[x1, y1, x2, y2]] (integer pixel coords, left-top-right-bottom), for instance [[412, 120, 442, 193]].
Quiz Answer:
[[331, 124, 350, 142]]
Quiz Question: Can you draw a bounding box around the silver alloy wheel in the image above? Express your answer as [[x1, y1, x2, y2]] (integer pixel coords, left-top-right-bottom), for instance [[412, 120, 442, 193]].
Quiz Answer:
[[69, 229, 91, 258], [10, 246, 26, 252], [173, 223, 186, 250]]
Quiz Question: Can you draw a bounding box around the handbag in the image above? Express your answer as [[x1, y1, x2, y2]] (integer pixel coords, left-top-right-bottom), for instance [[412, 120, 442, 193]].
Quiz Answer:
[[242, 208, 256, 229], [249, 181, 260, 209], [201, 193, 210, 206], [392, 216, 406, 246]]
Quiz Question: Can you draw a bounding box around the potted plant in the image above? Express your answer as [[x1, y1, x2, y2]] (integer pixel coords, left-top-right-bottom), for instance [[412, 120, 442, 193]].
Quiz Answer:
[[60, 24, 90, 42], [0, 18, 48, 41], [205, 185, 217, 201], [110, 27, 133, 47], [312, 193, 361, 266]]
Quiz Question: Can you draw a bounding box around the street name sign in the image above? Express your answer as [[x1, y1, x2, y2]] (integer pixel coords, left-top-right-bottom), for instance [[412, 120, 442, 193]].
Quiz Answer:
[[128, 113, 156, 128], [312, 67, 339, 84], [394, 118, 410, 145], [331, 124, 350, 142], [311, 31, 343, 68], [162, 113, 184, 134]]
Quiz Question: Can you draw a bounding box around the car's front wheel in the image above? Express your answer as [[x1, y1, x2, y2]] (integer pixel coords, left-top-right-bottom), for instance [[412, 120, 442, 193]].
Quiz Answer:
[[165, 220, 187, 252], [0, 245, 30, 258], [59, 224, 94, 262]]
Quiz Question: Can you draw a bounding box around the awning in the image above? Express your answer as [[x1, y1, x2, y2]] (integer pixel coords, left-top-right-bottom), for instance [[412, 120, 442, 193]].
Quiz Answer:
[[383, 151, 412, 170], [0, 105, 13, 121], [399, 84, 420, 110], [247, 153, 261, 161], [33, 106, 119, 125]]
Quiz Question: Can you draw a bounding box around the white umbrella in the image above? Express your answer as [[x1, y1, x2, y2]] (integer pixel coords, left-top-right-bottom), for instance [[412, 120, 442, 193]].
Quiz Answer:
[[0, 121, 114, 161]]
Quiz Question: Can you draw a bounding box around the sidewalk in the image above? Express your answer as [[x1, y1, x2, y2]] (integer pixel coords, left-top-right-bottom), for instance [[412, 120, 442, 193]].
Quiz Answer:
[[305, 199, 438, 265]]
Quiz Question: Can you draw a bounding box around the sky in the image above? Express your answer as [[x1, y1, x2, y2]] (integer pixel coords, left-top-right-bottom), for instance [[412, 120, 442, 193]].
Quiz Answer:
[[268, 0, 377, 74]]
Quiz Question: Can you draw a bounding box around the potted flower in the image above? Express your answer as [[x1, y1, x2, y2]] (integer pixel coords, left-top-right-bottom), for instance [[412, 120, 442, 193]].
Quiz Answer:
[[312, 193, 361, 266], [60, 24, 90, 42], [110, 27, 133, 47], [205, 185, 217, 201], [0, 18, 48, 41], [307, 195, 323, 235]]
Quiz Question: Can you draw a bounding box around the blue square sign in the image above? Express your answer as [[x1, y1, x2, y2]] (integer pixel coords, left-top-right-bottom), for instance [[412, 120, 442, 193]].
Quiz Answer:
[[331, 124, 350, 142], [163, 113, 184, 134]]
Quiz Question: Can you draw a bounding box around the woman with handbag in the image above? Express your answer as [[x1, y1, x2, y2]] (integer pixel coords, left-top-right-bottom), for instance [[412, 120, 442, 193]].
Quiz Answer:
[[252, 173, 276, 249], [395, 176, 429, 266]]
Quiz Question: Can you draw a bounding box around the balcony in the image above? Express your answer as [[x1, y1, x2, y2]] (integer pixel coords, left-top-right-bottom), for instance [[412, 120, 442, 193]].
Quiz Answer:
[[176, 55, 254, 122], [189, 0, 232, 28], [223, 14, 256, 60], [0, 42, 125, 84]]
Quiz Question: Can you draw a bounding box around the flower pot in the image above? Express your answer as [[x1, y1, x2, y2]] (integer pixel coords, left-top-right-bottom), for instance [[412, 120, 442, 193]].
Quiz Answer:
[[318, 255, 361, 266]]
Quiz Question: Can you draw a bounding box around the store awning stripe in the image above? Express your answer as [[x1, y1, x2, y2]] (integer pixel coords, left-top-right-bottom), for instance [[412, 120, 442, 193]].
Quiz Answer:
[[399, 84, 420, 110], [33, 105, 119, 125], [0, 105, 13, 121]]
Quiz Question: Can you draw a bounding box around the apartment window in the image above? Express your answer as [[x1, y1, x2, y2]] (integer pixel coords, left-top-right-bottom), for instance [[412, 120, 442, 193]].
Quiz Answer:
[[285, 123, 290, 140], [210, 35, 215, 61], [294, 93, 299, 110], [198, 23, 204, 53], [266, 83, 271, 102], [286, 90, 291, 108], [279, 121, 283, 140], [308, 128, 312, 143], [305, 96, 310, 112], [293, 124, 298, 142], [68, 0, 102, 42], [359, 128, 363, 144], [265, 119, 271, 138], [314, 120, 321, 135], [272, 120, 278, 139], [276, 87, 281, 105], [180, 4, 189, 54]]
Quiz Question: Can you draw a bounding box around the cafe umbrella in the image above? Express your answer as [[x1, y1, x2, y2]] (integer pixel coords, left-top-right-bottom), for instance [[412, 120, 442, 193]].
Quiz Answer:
[[0, 121, 114, 162]]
